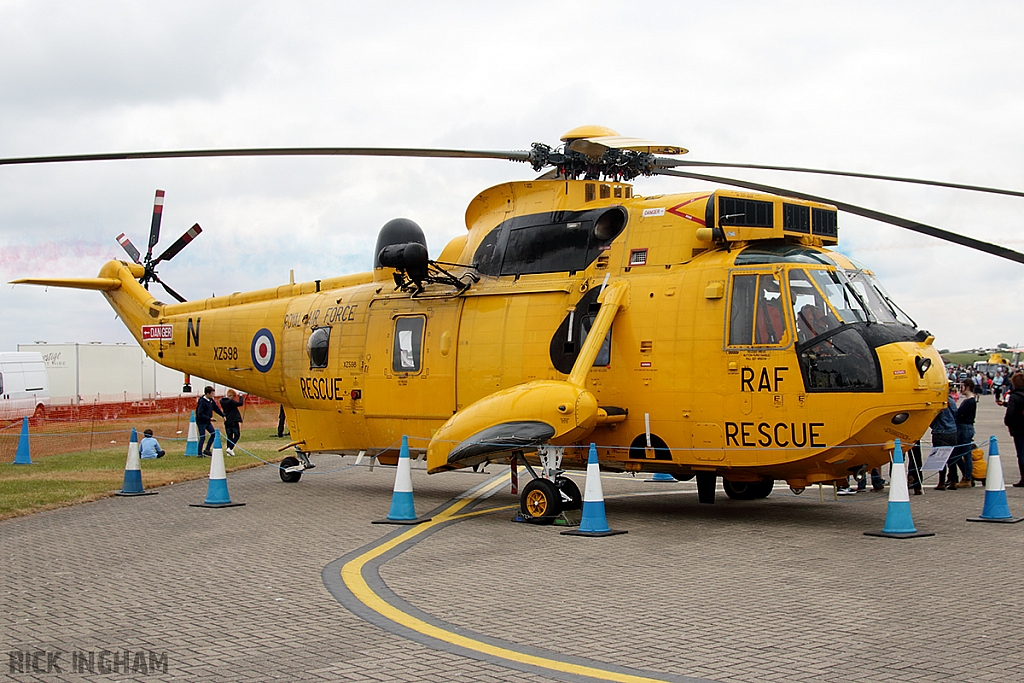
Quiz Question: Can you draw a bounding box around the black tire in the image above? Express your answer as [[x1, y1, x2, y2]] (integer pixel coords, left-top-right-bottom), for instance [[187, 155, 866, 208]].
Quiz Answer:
[[521, 478, 561, 520], [280, 456, 302, 483], [723, 478, 774, 500], [556, 477, 582, 510]]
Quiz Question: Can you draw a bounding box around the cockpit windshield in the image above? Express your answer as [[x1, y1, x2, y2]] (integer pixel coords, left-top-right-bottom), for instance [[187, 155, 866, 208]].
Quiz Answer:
[[842, 269, 916, 326], [807, 268, 869, 323], [735, 245, 917, 330]]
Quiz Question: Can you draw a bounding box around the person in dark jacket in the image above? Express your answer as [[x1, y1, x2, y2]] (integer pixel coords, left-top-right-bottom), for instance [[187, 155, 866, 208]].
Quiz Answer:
[[196, 385, 225, 457], [219, 389, 246, 456], [932, 392, 958, 490], [1003, 372, 1024, 487], [951, 379, 977, 486]]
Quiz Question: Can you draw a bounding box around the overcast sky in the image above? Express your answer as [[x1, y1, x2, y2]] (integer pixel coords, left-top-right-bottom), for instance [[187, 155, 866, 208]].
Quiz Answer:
[[2, 0, 1023, 354]]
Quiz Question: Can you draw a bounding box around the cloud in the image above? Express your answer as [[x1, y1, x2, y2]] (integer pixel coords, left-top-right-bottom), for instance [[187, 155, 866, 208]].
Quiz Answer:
[[2, 0, 1024, 354]]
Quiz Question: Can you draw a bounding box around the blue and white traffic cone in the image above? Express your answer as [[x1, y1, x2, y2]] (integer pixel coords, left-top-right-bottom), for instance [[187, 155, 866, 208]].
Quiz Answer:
[[562, 443, 627, 537], [374, 436, 430, 525], [648, 472, 675, 482], [865, 439, 933, 538], [190, 431, 244, 508], [184, 411, 199, 456], [13, 417, 32, 465], [117, 428, 157, 496], [968, 436, 1023, 524]]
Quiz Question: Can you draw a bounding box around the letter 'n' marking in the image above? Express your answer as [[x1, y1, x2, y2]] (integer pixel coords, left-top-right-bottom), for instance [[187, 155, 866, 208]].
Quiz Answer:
[[187, 318, 200, 347]]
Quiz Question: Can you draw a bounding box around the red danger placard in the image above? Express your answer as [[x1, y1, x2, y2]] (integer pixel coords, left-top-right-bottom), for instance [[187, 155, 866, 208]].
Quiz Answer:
[[142, 325, 173, 341]]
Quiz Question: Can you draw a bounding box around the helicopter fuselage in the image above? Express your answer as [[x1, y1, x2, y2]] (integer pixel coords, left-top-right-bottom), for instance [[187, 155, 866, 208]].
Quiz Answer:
[[34, 178, 946, 492]]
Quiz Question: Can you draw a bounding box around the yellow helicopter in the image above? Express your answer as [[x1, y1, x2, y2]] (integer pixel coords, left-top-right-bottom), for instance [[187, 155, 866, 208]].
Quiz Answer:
[[8, 125, 1024, 519]]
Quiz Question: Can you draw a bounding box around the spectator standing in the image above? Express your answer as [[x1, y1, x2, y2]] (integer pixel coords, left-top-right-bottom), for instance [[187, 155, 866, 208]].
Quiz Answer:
[[933, 392, 959, 490], [906, 441, 925, 495], [1003, 372, 1024, 487], [952, 379, 977, 487], [196, 385, 224, 457], [220, 389, 246, 456]]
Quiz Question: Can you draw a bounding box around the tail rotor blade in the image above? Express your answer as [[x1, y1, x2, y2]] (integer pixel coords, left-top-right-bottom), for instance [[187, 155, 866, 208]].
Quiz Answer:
[[116, 233, 141, 263], [145, 189, 165, 262], [153, 223, 202, 264]]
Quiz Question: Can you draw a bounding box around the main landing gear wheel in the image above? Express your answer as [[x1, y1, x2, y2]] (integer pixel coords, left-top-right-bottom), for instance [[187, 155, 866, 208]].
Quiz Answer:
[[279, 456, 302, 483], [521, 478, 562, 521], [556, 477, 582, 511], [722, 478, 774, 500]]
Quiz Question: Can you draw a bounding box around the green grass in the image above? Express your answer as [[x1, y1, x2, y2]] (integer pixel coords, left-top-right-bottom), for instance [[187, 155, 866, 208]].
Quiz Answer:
[[0, 427, 287, 520], [941, 352, 988, 366]]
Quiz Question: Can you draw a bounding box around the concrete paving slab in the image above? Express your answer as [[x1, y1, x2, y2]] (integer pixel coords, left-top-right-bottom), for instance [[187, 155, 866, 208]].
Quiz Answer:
[[2, 398, 1023, 682]]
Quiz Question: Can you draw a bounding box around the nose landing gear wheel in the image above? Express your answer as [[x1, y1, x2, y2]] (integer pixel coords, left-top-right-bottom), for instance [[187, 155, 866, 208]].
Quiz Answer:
[[279, 455, 302, 483], [521, 478, 562, 521]]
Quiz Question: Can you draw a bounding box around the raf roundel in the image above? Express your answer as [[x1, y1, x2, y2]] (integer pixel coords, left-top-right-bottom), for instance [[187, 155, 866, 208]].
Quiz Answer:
[[251, 328, 276, 373]]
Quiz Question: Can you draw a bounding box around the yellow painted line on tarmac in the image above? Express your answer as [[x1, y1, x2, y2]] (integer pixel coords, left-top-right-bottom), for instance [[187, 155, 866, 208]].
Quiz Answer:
[[340, 475, 673, 683]]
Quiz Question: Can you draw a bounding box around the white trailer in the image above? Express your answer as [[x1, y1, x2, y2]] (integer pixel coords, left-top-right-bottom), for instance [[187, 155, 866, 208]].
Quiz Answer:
[[17, 342, 219, 406]]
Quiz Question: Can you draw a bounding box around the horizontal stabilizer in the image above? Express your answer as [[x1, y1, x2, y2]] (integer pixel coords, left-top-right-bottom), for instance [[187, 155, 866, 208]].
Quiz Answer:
[[9, 277, 121, 292]]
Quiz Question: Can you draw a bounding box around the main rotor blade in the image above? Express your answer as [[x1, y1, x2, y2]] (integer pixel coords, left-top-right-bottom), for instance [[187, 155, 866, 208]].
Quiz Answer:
[[150, 274, 187, 303], [146, 189, 165, 261], [654, 168, 1024, 265], [115, 233, 141, 263], [0, 147, 533, 166], [153, 223, 202, 264], [655, 158, 1024, 199]]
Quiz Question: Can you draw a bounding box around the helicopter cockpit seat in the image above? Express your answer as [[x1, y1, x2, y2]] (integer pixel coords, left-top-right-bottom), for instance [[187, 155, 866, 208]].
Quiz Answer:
[[797, 304, 830, 341], [756, 297, 786, 345]]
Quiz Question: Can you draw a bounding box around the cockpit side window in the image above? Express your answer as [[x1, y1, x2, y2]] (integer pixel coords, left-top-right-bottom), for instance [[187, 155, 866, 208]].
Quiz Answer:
[[728, 274, 757, 346], [728, 272, 789, 347], [755, 274, 787, 345], [788, 269, 842, 343]]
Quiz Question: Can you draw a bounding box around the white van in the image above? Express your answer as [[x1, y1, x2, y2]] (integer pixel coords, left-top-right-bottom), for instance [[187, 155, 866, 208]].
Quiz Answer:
[[0, 352, 50, 420]]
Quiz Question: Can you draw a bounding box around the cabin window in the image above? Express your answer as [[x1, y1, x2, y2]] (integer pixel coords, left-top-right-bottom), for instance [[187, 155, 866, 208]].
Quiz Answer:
[[501, 222, 593, 276], [392, 316, 425, 373], [728, 272, 788, 347], [307, 327, 331, 369]]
